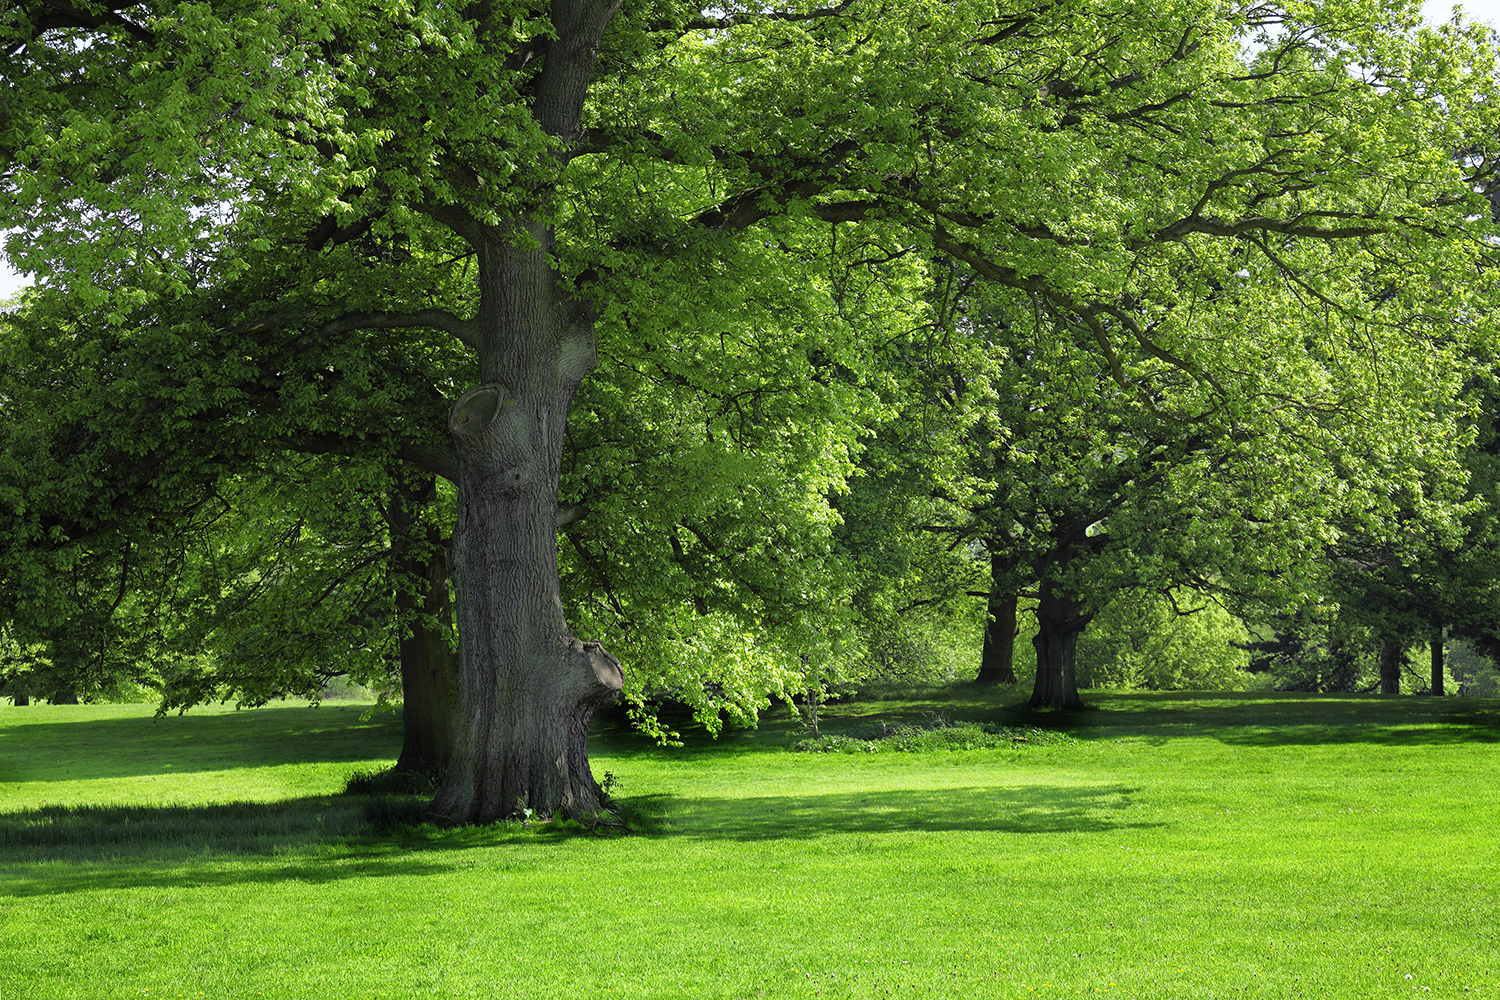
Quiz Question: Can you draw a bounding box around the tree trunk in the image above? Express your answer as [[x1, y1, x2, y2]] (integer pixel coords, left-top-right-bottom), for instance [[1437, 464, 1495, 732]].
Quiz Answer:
[[426, 221, 622, 824], [388, 478, 460, 776], [976, 579, 1018, 685], [422, 0, 625, 823], [1379, 639, 1402, 696], [1430, 628, 1444, 697], [12, 693, 28, 706], [1029, 577, 1089, 709]]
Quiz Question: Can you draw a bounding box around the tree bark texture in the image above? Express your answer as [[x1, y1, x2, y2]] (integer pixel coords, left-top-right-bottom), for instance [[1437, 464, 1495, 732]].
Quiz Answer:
[[426, 226, 622, 823], [1029, 577, 1090, 709], [388, 479, 460, 776], [1379, 639, 1402, 696], [1430, 629, 1444, 697], [424, 0, 624, 823]]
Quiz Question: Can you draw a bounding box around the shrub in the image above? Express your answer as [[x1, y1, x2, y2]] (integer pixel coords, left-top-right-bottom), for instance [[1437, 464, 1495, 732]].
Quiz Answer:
[[793, 719, 1074, 753]]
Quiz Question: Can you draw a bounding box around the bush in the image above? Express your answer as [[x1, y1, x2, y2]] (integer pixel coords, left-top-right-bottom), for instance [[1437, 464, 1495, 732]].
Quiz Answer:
[[344, 766, 442, 797], [793, 718, 1074, 753]]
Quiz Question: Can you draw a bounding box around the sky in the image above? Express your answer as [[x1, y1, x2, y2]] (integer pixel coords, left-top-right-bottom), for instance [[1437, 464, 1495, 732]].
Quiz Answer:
[[2, 0, 1499, 302]]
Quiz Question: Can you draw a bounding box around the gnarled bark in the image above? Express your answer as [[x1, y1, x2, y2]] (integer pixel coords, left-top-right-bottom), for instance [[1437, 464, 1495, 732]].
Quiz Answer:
[[423, 0, 624, 824], [426, 229, 622, 824]]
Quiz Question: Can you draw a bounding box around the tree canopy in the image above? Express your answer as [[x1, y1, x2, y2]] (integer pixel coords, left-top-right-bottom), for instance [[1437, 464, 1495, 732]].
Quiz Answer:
[[3, 0, 1499, 820]]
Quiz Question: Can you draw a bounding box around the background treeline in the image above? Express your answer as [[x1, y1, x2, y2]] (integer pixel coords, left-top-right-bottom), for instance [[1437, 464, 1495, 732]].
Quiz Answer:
[[4, 0, 1500, 750], [7, 268, 1500, 718]]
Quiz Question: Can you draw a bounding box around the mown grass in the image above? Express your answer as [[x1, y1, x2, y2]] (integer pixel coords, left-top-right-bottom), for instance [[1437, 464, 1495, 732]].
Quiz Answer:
[[1, 690, 1497, 998]]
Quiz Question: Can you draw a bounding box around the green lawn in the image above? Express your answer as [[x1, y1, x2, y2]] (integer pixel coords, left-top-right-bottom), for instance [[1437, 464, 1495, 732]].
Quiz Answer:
[[1, 690, 1496, 998]]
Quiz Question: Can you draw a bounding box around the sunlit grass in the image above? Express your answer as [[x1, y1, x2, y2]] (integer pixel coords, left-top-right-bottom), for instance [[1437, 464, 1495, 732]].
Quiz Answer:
[[1, 690, 1497, 997]]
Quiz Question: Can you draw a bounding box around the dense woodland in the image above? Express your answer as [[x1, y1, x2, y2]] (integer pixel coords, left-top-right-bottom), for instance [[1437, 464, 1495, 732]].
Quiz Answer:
[[4, 0, 1500, 820]]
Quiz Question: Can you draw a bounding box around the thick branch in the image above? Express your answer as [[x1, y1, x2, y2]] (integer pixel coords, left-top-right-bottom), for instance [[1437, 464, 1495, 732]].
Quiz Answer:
[[34, 0, 155, 43], [1154, 212, 1385, 242], [688, 139, 862, 232], [397, 442, 461, 483], [682, 0, 856, 31]]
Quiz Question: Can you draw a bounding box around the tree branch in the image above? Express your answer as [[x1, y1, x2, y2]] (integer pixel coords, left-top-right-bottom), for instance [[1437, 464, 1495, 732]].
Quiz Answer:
[[682, 0, 857, 31], [34, 0, 155, 44], [226, 309, 480, 351]]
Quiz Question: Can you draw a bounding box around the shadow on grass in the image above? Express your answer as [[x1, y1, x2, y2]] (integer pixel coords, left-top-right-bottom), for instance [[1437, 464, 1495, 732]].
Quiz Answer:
[[0, 794, 546, 896], [619, 781, 1156, 841], [0, 705, 403, 783], [857, 690, 1500, 749], [0, 778, 1154, 896], [0, 795, 408, 859]]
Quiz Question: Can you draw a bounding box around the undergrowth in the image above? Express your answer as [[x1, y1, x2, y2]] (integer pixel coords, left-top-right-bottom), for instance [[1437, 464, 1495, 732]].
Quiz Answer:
[[792, 717, 1077, 753]]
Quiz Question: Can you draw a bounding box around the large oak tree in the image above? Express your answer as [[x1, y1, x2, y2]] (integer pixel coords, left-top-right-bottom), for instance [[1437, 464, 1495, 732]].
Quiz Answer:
[[4, 0, 1497, 819]]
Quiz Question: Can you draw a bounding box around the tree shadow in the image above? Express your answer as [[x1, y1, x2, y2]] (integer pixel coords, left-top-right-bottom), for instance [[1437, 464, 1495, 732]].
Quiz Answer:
[[0, 794, 564, 897], [0, 778, 1159, 896], [622, 782, 1159, 842], [992, 691, 1500, 747], [0, 704, 403, 782]]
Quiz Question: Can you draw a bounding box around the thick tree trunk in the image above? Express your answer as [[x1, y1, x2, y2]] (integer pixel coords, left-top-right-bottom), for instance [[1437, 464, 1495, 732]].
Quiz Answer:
[[426, 224, 622, 824], [11, 693, 28, 706], [1379, 639, 1402, 696], [424, 0, 624, 823], [977, 591, 1019, 685], [1030, 577, 1090, 709], [1430, 629, 1444, 697], [388, 478, 460, 776], [976, 550, 1018, 685]]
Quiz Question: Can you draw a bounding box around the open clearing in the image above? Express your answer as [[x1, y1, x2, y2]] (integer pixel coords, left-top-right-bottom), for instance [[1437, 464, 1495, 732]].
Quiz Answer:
[[0, 690, 1496, 998]]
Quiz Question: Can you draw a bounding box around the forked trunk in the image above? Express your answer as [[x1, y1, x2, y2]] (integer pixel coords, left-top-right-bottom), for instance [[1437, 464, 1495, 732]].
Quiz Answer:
[[388, 478, 460, 775], [1029, 577, 1089, 709], [424, 0, 627, 822], [426, 233, 622, 824]]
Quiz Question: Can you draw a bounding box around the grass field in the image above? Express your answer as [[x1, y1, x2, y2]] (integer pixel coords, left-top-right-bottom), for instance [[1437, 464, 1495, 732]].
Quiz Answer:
[[0, 689, 1497, 999]]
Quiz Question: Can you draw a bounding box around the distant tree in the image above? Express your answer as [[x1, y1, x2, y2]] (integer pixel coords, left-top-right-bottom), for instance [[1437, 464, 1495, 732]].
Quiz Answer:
[[1077, 590, 1252, 691], [5, 0, 1498, 817], [883, 255, 1483, 708]]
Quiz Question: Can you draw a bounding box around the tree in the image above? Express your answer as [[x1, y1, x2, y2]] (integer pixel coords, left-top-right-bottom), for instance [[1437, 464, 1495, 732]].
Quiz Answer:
[[1075, 588, 1252, 691], [4, 0, 1498, 817], [1317, 358, 1500, 696]]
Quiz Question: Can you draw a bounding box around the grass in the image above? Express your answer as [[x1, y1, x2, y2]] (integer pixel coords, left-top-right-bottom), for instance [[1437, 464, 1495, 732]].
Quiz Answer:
[[1, 690, 1497, 998]]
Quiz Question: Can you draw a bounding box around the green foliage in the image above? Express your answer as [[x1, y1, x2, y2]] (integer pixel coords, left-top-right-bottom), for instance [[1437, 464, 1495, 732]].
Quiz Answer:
[[1245, 605, 1381, 693], [155, 458, 406, 712], [6, 0, 1500, 748], [559, 223, 931, 730], [1449, 640, 1500, 697], [1076, 590, 1253, 691]]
